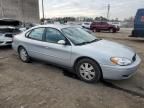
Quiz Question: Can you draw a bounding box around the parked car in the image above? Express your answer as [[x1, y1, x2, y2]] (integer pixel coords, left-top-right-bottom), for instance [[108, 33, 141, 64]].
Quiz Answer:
[[108, 21, 121, 28], [24, 23, 39, 29], [12, 24, 141, 83], [0, 18, 22, 46], [131, 8, 144, 37], [90, 21, 120, 33], [82, 22, 92, 29]]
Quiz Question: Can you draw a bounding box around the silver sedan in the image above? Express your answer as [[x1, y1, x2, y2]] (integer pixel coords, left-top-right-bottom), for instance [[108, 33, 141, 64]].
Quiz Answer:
[[12, 24, 141, 83]]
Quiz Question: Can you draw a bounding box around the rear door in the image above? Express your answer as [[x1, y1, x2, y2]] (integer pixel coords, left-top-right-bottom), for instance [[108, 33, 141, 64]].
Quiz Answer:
[[25, 27, 46, 59]]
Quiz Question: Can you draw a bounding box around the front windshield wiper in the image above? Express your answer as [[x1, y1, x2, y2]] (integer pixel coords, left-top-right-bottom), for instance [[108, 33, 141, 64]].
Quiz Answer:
[[76, 39, 102, 45], [76, 41, 90, 45], [89, 38, 102, 43]]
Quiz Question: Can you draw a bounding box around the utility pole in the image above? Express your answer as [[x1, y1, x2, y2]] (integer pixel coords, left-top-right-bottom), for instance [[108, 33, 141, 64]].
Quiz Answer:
[[42, 0, 45, 23], [21, 0, 24, 23], [107, 4, 110, 20]]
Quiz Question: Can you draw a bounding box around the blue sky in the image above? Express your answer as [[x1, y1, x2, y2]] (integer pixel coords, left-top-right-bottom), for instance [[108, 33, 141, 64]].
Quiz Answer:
[[39, 0, 144, 20]]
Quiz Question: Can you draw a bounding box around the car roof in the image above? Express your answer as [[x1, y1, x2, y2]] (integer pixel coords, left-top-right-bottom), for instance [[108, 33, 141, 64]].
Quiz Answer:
[[34, 24, 72, 30]]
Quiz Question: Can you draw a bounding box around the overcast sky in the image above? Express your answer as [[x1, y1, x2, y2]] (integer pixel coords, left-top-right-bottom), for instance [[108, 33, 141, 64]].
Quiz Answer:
[[39, 0, 144, 20]]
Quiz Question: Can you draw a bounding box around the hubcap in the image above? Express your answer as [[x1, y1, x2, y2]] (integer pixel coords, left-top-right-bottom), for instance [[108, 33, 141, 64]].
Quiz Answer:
[[79, 63, 95, 80], [20, 49, 27, 61]]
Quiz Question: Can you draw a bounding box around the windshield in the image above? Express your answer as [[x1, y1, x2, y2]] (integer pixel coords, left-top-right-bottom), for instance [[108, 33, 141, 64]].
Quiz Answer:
[[61, 27, 97, 45]]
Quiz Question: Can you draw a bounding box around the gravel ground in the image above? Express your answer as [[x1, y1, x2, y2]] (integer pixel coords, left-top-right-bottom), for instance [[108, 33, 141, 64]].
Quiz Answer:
[[0, 29, 144, 108]]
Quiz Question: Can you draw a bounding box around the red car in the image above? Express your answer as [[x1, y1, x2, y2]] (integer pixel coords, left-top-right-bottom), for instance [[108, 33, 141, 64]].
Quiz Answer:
[[90, 22, 120, 33]]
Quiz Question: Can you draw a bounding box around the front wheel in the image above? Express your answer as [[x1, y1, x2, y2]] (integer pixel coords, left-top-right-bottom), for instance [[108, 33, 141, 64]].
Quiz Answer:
[[18, 47, 31, 63], [110, 28, 116, 33], [76, 58, 101, 83]]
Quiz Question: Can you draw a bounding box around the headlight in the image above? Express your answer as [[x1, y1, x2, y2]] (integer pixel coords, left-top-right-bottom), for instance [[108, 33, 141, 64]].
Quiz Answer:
[[110, 57, 132, 66]]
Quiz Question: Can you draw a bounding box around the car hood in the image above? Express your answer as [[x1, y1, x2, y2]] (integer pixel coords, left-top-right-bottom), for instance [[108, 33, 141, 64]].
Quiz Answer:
[[0, 19, 21, 26], [84, 39, 135, 59]]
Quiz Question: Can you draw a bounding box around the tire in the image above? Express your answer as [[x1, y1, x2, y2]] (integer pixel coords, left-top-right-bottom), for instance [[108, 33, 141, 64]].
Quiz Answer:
[[92, 28, 96, 32], [113, 29, 116, 33], [75, 58, 101, 83], [18, 47, 31, 63]]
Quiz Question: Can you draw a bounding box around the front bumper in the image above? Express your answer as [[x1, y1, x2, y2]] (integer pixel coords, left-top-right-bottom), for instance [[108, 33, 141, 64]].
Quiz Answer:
[[101, 55, 141, 80]]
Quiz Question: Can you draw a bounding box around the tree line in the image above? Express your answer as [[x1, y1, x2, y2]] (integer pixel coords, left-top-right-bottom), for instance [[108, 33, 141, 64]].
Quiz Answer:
[[41, 16, 134, 23]]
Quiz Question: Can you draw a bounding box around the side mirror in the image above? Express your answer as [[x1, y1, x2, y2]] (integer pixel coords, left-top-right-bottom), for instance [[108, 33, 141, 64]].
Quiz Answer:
[[57, 40, 66, 45]]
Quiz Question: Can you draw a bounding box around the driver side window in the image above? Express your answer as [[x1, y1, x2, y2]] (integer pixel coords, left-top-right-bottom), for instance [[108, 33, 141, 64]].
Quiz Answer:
[[45, 28, 65, 43]]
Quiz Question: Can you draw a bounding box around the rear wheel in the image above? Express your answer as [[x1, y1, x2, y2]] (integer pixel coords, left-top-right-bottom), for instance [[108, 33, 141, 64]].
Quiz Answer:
[[18, 47, 31, 63], [76, 58, 101, 83]]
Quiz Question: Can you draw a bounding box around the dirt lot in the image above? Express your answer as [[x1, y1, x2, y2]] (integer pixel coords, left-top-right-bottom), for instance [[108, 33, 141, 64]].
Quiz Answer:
[[0, 29, 144, 108]]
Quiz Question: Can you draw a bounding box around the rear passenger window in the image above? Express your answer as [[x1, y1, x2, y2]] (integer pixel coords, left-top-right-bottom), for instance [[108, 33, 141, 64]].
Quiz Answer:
[[28, 28, 45, 41]]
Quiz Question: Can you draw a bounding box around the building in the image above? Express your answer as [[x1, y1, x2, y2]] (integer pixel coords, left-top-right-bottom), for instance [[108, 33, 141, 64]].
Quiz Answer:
[[0, 0, 39, 23]]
